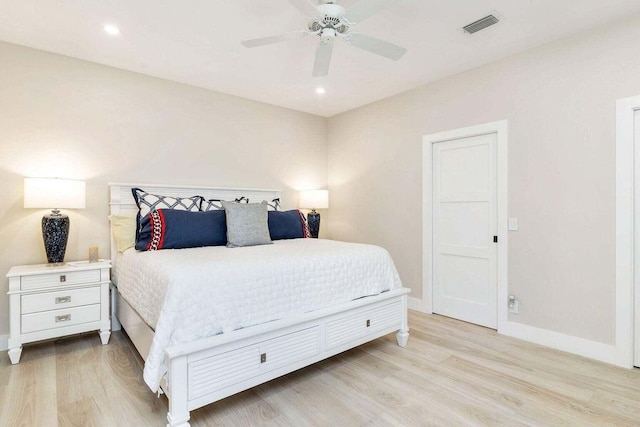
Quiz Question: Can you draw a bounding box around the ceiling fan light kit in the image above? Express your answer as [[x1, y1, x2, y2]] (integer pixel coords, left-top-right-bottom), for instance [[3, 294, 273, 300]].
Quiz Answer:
[[241, 0, 407, 77]]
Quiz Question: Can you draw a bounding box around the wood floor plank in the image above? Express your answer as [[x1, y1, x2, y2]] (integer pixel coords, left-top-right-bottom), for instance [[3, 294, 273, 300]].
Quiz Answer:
[[191, 388, 280, 427], [2, 311, 640, 426], [0, 344, 58, 427], [99, 334, 166, 427], [57, 397, 104, 427], [353, 344, 534, 423]]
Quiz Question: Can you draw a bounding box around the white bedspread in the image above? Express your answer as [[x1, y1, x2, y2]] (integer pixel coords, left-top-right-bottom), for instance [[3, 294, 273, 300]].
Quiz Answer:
[[115, 239, 402, 392]]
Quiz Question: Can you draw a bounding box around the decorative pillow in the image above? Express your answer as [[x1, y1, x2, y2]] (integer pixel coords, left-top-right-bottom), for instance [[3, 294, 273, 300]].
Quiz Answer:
[[109, 214, 137, 252], [222, 201, 272, 248], [132, 188, 203, 217], [202, 197, 248, 211], [135, 209, 227, 251], [202, 197, 280, 212], [202, 199, 224, 211], [132, 187, 203, 240], [268, 210, 311, 240], [264, 198, 281, 211]]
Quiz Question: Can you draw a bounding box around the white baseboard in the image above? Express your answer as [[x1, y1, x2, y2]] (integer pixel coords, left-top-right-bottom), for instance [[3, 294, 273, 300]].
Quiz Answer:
[[408, 297, 431, 313], [407, 297, 629, 368], [0, 334, 8, 352], [499, 320, 629, 368]]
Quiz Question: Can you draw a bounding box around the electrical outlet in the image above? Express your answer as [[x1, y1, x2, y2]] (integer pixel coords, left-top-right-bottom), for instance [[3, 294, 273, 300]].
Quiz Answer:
[[508, 294, 519, 314], [509, 300, 519, 314]]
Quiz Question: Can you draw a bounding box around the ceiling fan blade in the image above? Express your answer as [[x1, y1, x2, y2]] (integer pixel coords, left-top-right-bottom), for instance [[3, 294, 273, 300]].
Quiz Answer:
[[343, 0, 404, 24], [287, 0, 319, 17], [241, 31, 307, 48], [346, 33, 406, 60], [312, 39, 334, 77]]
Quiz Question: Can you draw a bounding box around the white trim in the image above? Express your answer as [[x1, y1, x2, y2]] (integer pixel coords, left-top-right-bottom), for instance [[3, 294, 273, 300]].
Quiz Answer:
[[616, 94, 640, 368], [422, 120, 508, 330], [0, 333, 8, 352], [107, 182, 280, 193], [500, 320, 626, 367]]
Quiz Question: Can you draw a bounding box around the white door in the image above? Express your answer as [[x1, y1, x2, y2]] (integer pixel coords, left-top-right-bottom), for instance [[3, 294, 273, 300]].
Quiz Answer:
[[635, 108, 640, 367], [432, 133, 497, 328]]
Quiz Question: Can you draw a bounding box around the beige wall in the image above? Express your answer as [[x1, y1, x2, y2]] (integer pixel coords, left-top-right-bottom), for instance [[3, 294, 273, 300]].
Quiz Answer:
[[0, 41, 328, 338], [327, 15, 640, 345]]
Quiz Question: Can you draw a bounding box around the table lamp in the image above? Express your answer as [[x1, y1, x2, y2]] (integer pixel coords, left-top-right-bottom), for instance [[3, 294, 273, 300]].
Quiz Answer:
[[299, 189, 329, 238], [24, 178, 86, 265]]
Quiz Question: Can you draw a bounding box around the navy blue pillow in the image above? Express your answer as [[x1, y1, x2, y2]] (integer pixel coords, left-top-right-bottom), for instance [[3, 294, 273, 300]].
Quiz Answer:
[[136, 209, 227, 250], [268, 210, 310, 240], [131, 187, 203, 243]]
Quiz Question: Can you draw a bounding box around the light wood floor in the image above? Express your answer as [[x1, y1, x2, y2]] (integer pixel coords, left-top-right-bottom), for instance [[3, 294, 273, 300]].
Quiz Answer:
[[2, 311, 640, 426]]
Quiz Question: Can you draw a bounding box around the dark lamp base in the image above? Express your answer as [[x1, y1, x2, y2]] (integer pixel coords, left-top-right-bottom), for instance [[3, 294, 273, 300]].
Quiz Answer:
[[307, 210, 321, 239], [42, 212, 69, 264]]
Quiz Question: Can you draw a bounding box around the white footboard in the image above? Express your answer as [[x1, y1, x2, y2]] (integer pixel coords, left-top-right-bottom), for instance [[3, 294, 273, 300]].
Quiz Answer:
[[162, 287, 410, 427]]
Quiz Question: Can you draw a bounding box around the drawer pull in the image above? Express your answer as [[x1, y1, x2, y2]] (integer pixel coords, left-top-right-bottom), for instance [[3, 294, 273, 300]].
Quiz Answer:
[[59, 275, 66, 283], [55, 314, 71, 322], [366, 319, 371, 327], [55, 296, 71, 304]]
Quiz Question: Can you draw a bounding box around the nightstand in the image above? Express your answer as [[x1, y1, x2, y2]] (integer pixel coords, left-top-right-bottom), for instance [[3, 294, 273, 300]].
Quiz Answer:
[[6, 260, 111, 364]]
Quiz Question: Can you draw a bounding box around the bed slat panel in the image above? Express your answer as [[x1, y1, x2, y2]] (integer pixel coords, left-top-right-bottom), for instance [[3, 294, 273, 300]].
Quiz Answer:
[[325, 300, 401, 350], [189, 344, 261, 400], [188, 326, 320, 401]]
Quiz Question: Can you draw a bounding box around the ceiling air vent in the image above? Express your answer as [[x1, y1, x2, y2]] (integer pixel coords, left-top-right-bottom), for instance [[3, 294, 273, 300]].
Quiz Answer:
[[463, 14, 500, 34]]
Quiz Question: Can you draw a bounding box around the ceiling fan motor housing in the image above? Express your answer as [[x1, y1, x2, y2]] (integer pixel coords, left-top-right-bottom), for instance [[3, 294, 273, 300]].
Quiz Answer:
[[309, 3, 349, 34]]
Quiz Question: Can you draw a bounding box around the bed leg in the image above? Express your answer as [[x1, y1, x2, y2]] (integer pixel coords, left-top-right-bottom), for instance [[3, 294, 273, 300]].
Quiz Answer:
[[166, 413, 190, 427], [166, 355, 190, 427], [396, 329, 410, 347], [396, 294, 410, 347]]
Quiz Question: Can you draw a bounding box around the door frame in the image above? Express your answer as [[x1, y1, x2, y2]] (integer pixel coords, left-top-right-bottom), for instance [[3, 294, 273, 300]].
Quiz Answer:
[[422, 120, 508, 330], [616, 94, 640, 368]]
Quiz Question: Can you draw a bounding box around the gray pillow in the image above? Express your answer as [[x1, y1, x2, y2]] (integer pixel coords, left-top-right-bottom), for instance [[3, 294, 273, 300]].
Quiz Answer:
[[222, 201, 273, 248]]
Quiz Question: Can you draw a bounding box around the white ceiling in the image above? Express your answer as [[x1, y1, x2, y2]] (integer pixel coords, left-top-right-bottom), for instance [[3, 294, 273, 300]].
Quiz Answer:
[[1, 0, 639, 117]]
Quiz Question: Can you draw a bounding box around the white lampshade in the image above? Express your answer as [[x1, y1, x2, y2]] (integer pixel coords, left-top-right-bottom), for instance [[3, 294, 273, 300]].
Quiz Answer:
[[299, 189, 329, 210], [24, 178, 86, 209]]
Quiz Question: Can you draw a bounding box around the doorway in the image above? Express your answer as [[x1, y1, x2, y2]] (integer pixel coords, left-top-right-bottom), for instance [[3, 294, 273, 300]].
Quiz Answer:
[[423, 120, 508, 330], [615, 94, 640, 368]]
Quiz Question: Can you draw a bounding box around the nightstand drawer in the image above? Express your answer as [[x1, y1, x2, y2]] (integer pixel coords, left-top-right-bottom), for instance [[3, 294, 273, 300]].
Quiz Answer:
[[21, 304, 101, 334], [21, 269, 101, 291], [21, 287, 101, 314]]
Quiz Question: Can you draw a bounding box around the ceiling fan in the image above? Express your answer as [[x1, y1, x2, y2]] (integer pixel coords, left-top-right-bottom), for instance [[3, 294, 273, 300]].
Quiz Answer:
[[241, 0, 407, 77]]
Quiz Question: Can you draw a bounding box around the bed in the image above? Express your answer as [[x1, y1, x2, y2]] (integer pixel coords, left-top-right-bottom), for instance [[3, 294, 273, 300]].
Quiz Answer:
[[108, 183, 410, 427]]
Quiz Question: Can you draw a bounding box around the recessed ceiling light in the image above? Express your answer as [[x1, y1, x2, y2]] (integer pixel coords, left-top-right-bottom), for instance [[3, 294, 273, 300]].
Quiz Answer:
[[104, 24, 120, 36], [316, 87, 326, 95]]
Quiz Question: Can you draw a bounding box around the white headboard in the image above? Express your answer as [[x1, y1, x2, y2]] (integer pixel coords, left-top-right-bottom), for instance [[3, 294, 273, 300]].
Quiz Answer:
[[108, 182, 281, 262]]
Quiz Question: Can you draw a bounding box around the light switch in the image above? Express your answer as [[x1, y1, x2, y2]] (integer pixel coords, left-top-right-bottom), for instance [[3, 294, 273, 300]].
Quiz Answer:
[[508, 218, 518, 231]]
